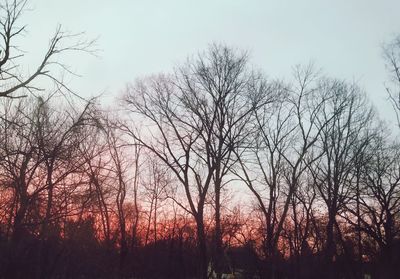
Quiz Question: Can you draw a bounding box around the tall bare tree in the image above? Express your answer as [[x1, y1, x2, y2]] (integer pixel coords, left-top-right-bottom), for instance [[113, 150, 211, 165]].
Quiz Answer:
[[342, 128, 400, 277], [383, 35, 400, 128], [122, 44, 274, 279], [233, 65, 330, 278], [310, 79, 374, 278]]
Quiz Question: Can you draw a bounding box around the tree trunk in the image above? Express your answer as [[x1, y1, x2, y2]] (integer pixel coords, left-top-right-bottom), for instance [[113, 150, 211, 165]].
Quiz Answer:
[[214, 178, 223, 279], [325, 208, 336, 279], [196, 216, 208, 279]]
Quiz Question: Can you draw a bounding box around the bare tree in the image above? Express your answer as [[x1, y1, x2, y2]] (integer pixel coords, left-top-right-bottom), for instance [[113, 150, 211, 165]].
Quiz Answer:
[[121, 73, 211, 277], [81, 137, 114, 247], [122, 44, 274, 279], [100, 116, 131, 277], [141, 155, 169, 245], [342, 129, 400, 277], [383, 35, 400, 128], [0, 0, 95, 99], [130, 141, 142, 251], [0, 96, 96, 278], [0, 98, 42, 244], [310, 79, 374, 278], [33, 97, 95, 278], [233, 65, 329, 278], [176, 45, 275, 279]]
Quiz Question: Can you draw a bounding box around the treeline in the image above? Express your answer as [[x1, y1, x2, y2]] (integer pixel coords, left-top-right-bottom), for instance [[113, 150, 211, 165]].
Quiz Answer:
[[1, 1, 400, 279]]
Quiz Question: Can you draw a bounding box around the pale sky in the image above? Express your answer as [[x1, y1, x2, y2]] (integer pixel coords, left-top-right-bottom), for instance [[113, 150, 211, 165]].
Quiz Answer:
[[21, 0, 400, 124]]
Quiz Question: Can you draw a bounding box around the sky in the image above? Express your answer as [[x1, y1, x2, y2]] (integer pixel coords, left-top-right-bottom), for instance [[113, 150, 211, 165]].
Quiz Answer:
[[21, 0, 400, 124]]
